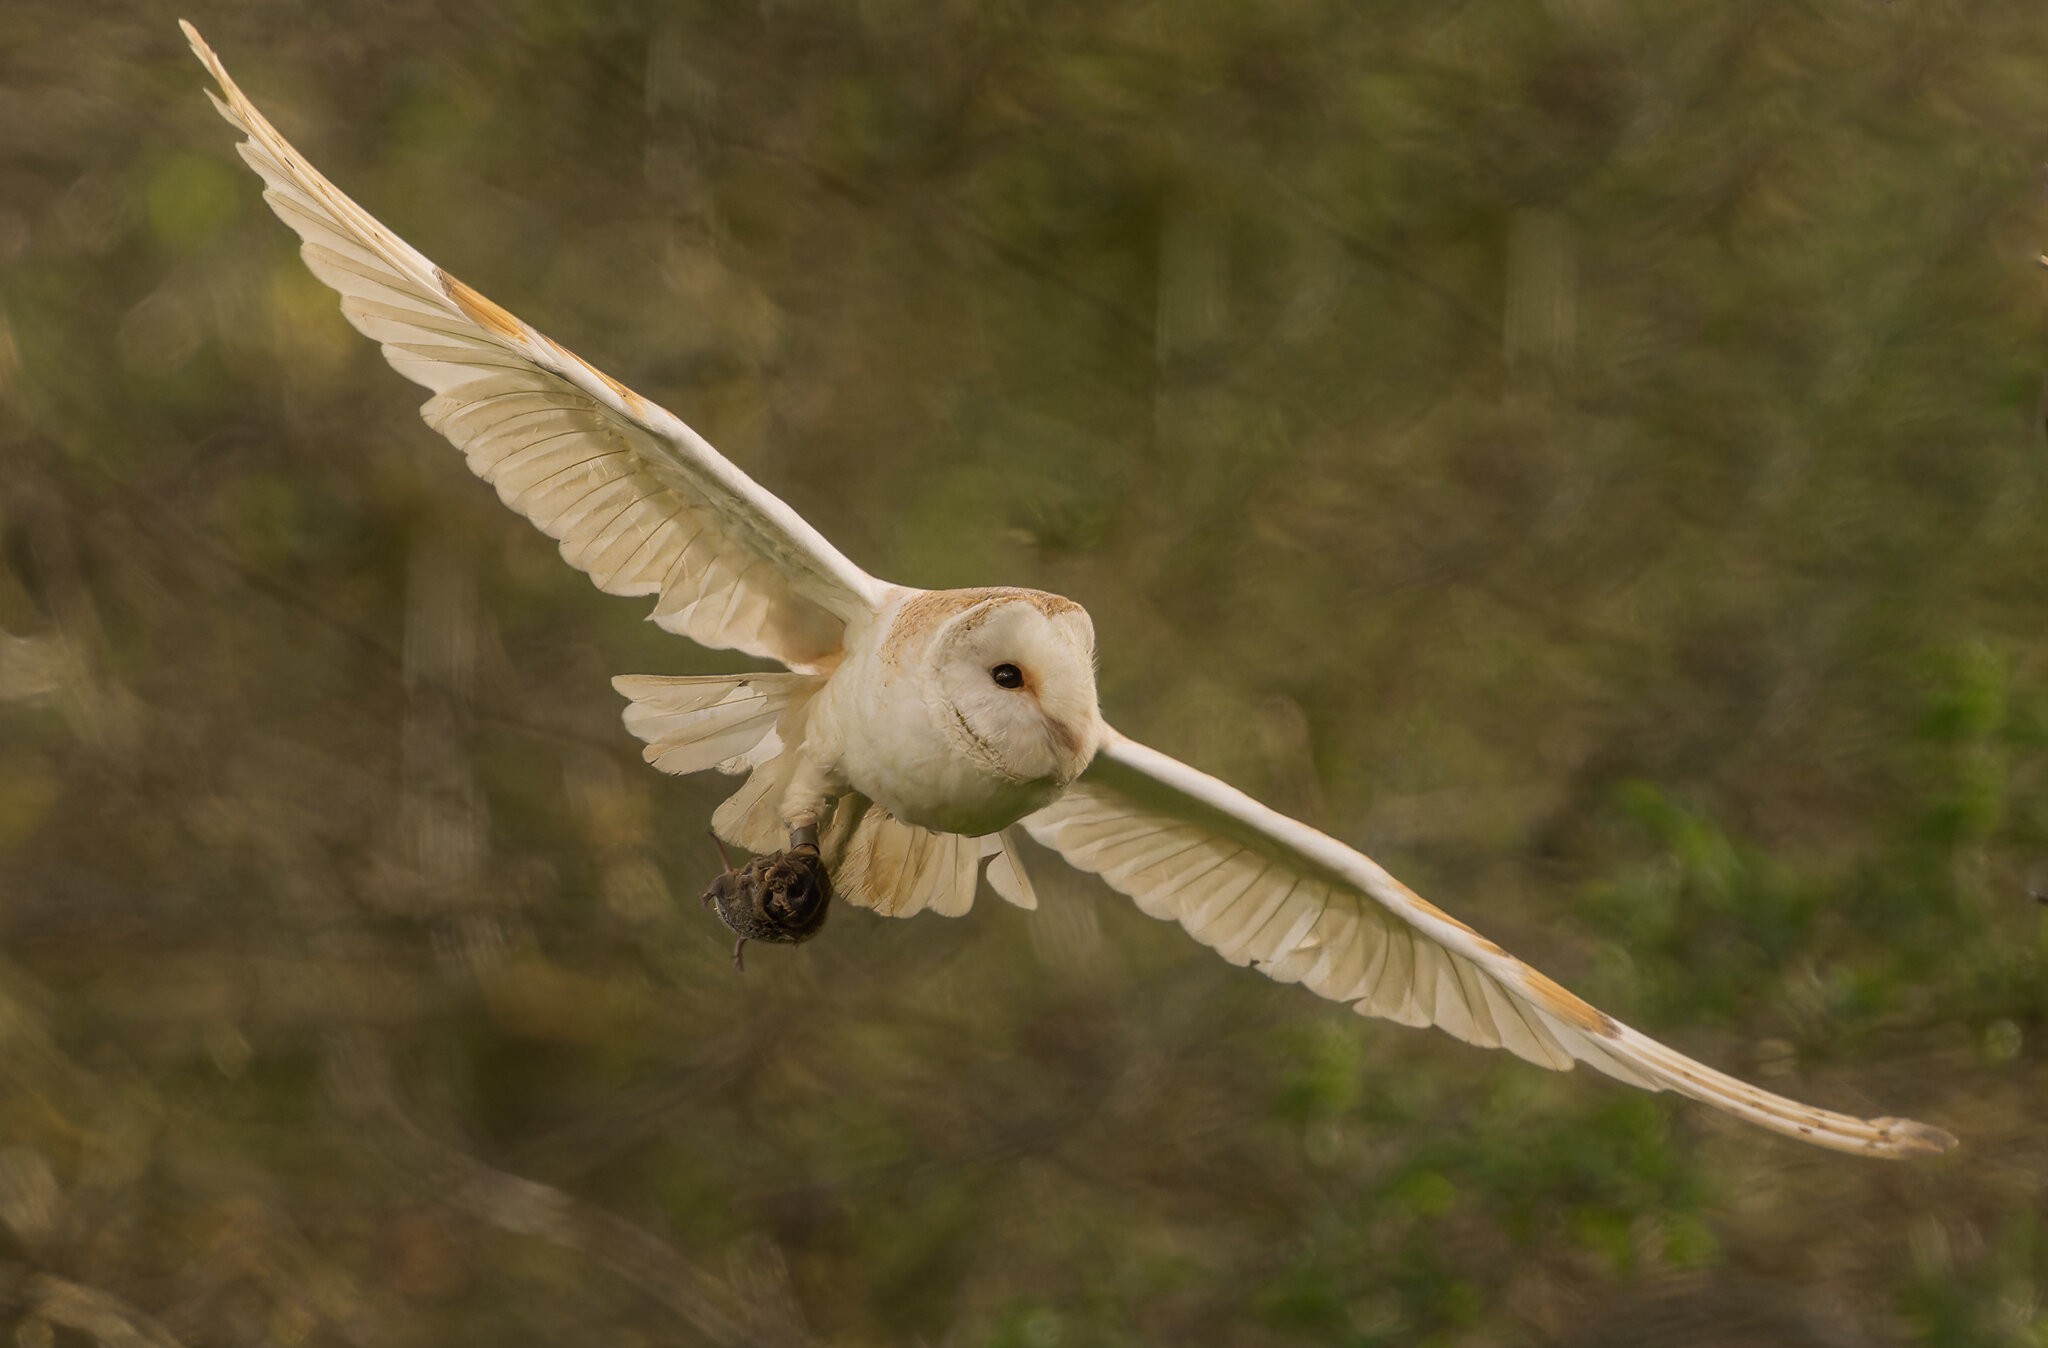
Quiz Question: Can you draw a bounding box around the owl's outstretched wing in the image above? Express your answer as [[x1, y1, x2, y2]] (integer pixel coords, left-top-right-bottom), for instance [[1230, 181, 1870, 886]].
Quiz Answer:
[[1025, 729, 1955, 1159], [183, 23, 888, 671]]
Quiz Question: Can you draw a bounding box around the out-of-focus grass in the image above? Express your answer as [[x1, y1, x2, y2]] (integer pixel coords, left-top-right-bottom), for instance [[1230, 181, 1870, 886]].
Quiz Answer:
[[2, 1, 2047, 1344]]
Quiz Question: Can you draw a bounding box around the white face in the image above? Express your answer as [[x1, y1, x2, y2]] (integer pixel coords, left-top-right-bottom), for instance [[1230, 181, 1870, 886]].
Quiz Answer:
[[925, 595, 1101, 787]]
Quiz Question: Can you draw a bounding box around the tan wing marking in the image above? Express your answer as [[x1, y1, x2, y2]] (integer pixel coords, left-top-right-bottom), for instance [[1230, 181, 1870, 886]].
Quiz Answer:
[[436, 269, 526, 342]]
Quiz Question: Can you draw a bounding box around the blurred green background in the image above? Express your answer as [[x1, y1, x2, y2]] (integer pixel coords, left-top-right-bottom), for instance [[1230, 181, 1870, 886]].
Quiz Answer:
[[3, 1, 2047, 1344]]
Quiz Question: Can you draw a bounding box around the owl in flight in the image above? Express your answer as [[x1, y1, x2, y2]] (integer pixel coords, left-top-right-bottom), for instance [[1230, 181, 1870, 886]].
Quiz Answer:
[[183, 23, 1953, 1159]]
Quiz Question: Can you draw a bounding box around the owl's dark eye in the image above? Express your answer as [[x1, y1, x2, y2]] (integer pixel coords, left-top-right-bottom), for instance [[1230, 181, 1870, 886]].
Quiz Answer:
[[990, 663, 1024, 690]]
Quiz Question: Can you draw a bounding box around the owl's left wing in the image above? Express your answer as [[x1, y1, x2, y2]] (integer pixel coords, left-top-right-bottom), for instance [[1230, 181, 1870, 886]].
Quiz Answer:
[[1024, 729, 1955, 1160], [184, 23, 887, 671]]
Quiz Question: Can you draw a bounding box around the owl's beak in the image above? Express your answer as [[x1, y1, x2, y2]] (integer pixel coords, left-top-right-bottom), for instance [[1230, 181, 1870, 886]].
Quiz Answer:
[[1042, 711, 1102, 786], [1046, 714, 1085, 758]]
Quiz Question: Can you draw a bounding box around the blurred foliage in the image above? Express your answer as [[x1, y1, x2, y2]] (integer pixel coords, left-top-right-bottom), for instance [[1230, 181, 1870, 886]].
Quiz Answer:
[[3, 0, 2048, 1344]]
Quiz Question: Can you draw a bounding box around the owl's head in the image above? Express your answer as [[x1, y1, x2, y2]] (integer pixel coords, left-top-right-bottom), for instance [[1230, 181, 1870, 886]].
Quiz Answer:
[[923, 589, 1101, 786]]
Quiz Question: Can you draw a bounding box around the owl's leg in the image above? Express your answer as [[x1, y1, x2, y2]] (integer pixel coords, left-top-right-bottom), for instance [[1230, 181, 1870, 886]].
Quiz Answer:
[[778, 752, 842, 837]]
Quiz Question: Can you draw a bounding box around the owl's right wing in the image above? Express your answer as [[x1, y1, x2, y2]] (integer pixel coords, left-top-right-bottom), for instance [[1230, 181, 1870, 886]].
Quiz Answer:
[[185, 23, 888, 671], [1025, 729, 1956, 1160]]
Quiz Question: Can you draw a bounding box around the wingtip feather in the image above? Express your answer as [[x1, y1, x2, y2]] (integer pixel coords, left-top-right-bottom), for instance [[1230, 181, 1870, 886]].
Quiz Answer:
[[181, 20, 231, 90], [1876, 1117, 1959, 1157]]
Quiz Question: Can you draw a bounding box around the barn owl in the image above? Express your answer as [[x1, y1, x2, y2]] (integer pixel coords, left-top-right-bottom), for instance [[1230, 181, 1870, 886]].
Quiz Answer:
[[182, 23, 1955, 1159]]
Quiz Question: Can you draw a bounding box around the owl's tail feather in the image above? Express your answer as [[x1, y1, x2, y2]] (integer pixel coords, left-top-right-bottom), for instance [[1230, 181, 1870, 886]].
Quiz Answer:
[[819, 800, 1039, 917]]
